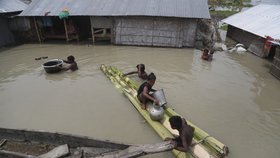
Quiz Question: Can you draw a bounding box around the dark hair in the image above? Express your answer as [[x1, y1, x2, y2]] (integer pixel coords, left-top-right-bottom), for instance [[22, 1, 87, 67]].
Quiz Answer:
[[169, 116, 182, 129], [147, 72, 156, 81], [67, 55, 75, 62], [203, 48, 209, 53], [137, 64, 145, 73]]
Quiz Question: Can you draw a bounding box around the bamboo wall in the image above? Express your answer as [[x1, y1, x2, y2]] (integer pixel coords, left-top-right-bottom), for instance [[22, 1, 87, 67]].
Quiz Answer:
[[114, 17, 197, 47], [270, 47, 280, 80]]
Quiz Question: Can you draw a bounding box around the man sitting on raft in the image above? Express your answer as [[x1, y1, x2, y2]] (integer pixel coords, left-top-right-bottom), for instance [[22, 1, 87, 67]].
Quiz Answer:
[[137, 73, 160, 109], [168, 116, 195, 152]]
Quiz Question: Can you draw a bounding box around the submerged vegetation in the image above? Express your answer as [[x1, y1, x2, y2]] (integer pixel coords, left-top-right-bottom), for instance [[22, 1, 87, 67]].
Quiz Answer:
[[210, 10, 238, 17], [209, 0, 253, 8], [208, 0, 253, 31], [219, 24, 228, 31], [209, 0, 253, 12]]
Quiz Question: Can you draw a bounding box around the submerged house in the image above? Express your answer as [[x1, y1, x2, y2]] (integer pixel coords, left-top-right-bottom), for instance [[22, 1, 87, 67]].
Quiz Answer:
[[223, 3, 280, 80], [222, 3, 280, 58], [0, 0, 28, 47], [19, 0, 210, 47]]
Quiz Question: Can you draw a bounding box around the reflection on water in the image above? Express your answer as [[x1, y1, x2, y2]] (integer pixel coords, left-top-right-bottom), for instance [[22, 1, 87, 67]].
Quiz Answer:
[[0, 44, 280, 158]]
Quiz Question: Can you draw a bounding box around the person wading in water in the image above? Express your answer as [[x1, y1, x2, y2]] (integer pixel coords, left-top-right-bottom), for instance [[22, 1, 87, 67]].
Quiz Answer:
[[60, 55, 78, 71], [124, 64, 148, 80]]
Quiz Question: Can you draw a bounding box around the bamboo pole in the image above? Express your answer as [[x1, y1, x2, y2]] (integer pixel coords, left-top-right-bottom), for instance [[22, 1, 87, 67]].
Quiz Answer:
[[63, 19, 69, 43], [33, 17, 41, 43]]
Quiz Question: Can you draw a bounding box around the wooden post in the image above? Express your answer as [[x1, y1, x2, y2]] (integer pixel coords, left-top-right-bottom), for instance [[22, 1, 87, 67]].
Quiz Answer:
[[90, 17, 95, 44], [33, 17, 41, 43], [63, 19, 69, 43], [0, 139, 7, 147]]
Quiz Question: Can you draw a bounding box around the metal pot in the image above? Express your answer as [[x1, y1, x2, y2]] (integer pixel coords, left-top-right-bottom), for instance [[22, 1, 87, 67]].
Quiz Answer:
[[149, 105, 164, 121], [42, 59, 63, 73], [152, 89, 167, 106]]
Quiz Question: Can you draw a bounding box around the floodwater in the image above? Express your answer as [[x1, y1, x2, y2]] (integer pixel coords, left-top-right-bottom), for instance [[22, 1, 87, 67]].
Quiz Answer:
[[0, 44, 280, 158]]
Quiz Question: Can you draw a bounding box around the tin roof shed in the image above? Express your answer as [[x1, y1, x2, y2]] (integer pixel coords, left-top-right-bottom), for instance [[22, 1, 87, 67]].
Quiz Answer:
[[20, 0, 210, 19], [0, 0, 28, 13], [222, 4, 280, 39]]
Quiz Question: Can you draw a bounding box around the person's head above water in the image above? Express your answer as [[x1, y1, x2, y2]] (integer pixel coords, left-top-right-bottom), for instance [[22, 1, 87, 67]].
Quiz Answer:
[[203, 48, 209, 54], [136, 64, 145, 73], [67, 55, 75, 62]]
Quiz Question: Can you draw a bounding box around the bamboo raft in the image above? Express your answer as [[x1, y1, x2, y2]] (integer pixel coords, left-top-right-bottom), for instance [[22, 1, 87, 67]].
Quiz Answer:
[[100, 64, 229, 158]]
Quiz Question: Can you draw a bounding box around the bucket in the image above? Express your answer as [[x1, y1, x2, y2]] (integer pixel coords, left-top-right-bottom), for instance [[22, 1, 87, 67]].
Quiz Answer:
[[152, 89, 167, 106]]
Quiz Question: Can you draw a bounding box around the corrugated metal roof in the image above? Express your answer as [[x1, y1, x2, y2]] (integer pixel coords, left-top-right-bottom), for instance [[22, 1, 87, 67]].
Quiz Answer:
[[222, 4, 280, 39], [0, 0, 28, 13], [19, 0, 210, 19]]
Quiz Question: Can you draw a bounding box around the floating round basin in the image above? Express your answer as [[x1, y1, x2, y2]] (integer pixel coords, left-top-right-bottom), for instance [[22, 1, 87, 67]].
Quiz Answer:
[[42, 59, 63, 73]]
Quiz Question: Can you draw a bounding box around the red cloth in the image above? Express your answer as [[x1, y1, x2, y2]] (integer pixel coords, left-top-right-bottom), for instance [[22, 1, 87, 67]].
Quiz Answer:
[[264, 36, 274, 55], [265, 36, 273, 48]]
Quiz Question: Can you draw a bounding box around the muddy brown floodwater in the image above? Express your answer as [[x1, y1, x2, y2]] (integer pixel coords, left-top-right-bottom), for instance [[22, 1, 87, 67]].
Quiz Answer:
[[0, 44, 280, 158]]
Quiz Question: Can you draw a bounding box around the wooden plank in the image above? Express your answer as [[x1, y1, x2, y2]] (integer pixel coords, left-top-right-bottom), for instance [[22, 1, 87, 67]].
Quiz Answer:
[[38, 144, 69, 158], [0, 150, 36, 158], [96, 141, 174, 158]]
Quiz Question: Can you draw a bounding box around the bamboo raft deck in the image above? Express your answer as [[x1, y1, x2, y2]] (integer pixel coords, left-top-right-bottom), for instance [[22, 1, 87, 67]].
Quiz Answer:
[[100, 64, 229, 158]]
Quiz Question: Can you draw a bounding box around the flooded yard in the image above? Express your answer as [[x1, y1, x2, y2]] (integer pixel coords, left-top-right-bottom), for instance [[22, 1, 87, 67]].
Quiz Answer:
[[0, 44, 280, 158]]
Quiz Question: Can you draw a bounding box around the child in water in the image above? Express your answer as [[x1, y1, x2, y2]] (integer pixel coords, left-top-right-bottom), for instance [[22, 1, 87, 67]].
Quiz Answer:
[[61, 55, 78, 71], [137, 73, 160, 109], [124, 64, 148, 80], [201, 48, 210, 60], [201, 48, 215, 61]]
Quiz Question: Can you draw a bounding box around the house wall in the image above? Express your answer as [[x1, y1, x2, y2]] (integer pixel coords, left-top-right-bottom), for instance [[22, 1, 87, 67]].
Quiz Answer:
[[18, 16, 199, 47], [227, 25, 265, 57], [12, 17, 38, 43], [9, 17, 31, 31], [114, 17, 197, 47], [0, 17, 15, 47], [270, 46, 280, 80]]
